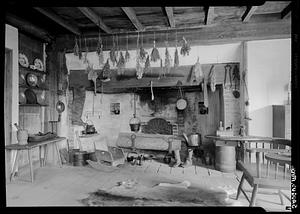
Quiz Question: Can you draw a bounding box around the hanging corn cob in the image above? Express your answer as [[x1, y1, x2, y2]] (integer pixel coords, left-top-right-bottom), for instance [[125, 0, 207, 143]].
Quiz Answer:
[[151, 32, 160, 62]]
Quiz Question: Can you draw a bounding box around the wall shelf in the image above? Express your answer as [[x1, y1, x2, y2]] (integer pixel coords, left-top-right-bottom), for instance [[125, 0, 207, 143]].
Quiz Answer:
[[19, 104, 48, 107], [19, 84, 49, 91], [19, 65, 48, 75]]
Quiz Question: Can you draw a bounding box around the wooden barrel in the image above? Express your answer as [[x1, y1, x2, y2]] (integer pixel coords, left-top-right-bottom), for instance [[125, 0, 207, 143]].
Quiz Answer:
[[73, 151, 88, 166], [215, 145, 236, 173]]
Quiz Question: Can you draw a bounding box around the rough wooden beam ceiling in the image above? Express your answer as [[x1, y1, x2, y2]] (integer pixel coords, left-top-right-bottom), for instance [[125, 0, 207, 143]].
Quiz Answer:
[[5, 13, 53, 42], [241, 6, 258, 22], [205, 6, 215, 25], [33, 7, 81, 35], [77, 7, 112, 34], [121, 7, 144, 31], [281, 3, 292, 19], [165, 7, 175, 28]]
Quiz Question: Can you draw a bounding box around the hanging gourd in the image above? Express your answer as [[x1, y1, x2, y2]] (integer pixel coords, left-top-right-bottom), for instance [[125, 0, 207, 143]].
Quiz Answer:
[[151, 32, 160, 62]]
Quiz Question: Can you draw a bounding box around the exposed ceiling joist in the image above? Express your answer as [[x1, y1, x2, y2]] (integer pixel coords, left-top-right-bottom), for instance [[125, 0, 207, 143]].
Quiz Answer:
[[281, 3, 292, 19], [121, 7, 144, 31], [205, 6, 215, 25], [165, 7, 175, 28], [33, 7, 81, 35], [77, 7, 112, 34], [241, 6, 258, 22], [6, 13, 53, 43]]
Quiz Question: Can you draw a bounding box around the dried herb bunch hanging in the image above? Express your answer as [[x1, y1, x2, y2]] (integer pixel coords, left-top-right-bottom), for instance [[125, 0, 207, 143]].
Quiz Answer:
[[83, 37, 89, 64], [151, 32, 160, 62], [78, 37, 82, 60], [174, 31, 179, 67], [102, 59, 111, 81], [117, 51, 126, 75], [125, 33, 130, 62], [87, 62, 98, 95], [191, 57, 204, 86], [136, 33, 143, 79], [139, 33, 147, 62], [164, 34, 171, 74], [180, 36, 191, 56], [73, 37, 79, 56], [209, 65, 216, 92], [109, 35, 118, 66], [96, 30, 104, 66], [144, 55, 151, 73]]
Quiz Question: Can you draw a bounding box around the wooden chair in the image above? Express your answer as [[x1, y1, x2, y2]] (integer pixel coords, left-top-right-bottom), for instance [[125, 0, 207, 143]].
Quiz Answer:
[[236, 138, 291, 207]]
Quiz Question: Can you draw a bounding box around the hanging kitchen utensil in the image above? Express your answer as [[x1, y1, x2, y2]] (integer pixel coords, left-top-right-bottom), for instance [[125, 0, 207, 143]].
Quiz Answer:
[[224, 64, 232, 90], [150, 81, 154, 100], [232, 65, 240, 98], [129, 93, 141, 132], [151, 32, 160, 62], [73, 37, 79, 56], [176, 82, 187, 110], [56, 101, 65, 122], [209, 65, 216, 92], [242, 70, 249, 106]]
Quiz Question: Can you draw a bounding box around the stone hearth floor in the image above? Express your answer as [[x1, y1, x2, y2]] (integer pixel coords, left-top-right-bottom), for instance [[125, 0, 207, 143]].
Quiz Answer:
[[5, 159, 291, 211]]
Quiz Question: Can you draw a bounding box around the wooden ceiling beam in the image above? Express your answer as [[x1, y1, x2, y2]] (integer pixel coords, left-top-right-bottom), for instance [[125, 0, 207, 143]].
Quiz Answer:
[[204, 6, 215, 25], [165, 7, 175, 28], [33, 7, 81, 35], [77, 7, 112, 34], [121, 7, 144, 31], [241, 6, 258, 22], [5, 13, 53, 43], [281, 3, 292, 19]]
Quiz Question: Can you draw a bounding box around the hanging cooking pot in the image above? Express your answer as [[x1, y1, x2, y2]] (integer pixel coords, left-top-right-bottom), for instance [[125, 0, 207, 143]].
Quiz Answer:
[[176, 85, 187, 110]]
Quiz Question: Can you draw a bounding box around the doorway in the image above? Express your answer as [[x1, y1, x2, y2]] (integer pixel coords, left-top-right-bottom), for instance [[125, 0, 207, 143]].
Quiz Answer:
[[5, 48, 13, 180]]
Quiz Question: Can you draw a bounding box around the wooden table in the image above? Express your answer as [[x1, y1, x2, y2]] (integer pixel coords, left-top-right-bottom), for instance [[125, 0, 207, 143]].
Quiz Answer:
[[205, 135, 273, 168], [5, 137, 66, 182]]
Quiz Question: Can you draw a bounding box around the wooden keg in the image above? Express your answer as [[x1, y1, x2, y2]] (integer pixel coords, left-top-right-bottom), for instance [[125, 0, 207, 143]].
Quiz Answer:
[[215, 145, 236, 173]]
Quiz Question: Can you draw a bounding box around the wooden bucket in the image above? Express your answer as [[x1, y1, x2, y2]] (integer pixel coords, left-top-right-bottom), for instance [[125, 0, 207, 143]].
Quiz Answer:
[[17, 130, 28, 145], [73, 151, 88, 166], [215, 145, 236, 173]]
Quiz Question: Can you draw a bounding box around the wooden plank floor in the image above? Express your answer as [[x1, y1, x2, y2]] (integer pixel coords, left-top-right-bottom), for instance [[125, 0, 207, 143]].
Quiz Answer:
[[5, 159, 291, 211]]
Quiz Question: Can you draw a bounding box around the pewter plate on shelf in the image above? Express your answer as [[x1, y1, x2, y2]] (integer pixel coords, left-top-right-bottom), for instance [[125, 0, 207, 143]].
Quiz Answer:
[[19, 53, 29, 68], [26, 73, 38, 87], [34, 58, 44, 72]]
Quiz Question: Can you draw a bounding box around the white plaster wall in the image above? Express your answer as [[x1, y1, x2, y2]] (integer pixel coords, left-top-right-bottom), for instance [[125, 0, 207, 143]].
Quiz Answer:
[[247, 39, 291, 136], [5, 24, 19, 144]]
